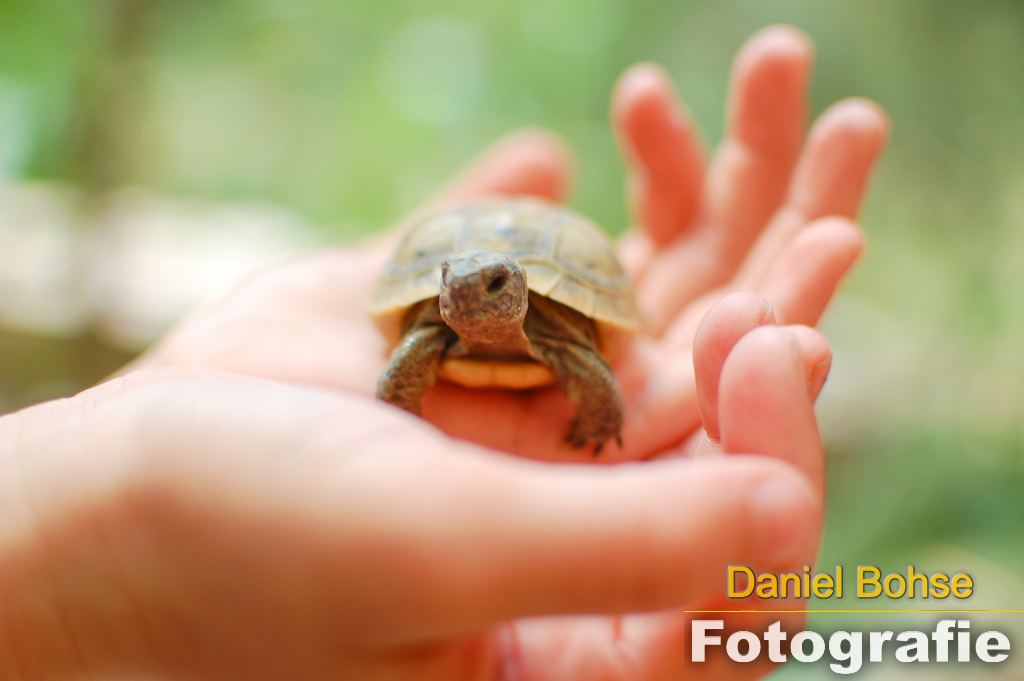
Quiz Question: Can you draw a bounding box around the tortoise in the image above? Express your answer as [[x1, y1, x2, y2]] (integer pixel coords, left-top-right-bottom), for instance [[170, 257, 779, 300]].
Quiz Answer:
[[369, 197, 641, 452]]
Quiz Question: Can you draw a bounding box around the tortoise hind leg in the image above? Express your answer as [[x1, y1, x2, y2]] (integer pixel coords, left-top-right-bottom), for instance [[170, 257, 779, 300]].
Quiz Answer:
[[528, 337, 624, 454], [376, 323, 456, 415]]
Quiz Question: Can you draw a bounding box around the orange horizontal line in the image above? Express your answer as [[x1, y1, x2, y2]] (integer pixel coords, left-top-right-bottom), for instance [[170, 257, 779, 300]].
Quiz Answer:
[[685, 610, 1024, 614]]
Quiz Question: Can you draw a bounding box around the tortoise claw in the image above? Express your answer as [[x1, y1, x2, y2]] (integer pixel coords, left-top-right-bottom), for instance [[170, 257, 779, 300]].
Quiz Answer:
[[565, 421, 620, 457]]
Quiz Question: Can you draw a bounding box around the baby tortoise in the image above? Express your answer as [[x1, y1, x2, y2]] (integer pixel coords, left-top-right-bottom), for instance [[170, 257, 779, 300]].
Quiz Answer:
[[369, 197, 641, 452]]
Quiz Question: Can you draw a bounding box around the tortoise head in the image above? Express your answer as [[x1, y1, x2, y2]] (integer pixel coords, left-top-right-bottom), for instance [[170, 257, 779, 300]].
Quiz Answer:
[[439, 250, 528, 344]]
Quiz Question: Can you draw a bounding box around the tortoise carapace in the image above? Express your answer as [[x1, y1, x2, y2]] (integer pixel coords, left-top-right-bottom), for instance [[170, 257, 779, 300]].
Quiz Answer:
[[369, 197, 641, 452]]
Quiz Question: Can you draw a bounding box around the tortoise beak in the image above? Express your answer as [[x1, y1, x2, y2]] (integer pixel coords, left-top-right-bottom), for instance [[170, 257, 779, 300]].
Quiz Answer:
[[439, 250, 528, 343]]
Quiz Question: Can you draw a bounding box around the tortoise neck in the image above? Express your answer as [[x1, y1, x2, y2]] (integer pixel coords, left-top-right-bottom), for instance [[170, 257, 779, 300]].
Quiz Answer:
[[446, 314, 528, 345]]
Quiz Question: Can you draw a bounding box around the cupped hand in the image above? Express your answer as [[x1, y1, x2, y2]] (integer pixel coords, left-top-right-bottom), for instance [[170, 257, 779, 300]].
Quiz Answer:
[[136, 25, 887, 462], [2, 302, 821, 681]]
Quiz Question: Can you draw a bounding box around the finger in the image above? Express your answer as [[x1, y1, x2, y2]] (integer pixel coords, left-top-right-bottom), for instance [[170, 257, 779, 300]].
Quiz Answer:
[[429, 127, 573, 209], [735, 99, 888, 285], [683, 320, 833, 461], [692, 293, 776, 441], [703, 25, 812, 249], [691, 294, 831, 454], [8, 375, 820, 662], [616, 228, 655, 281], [759, 216, 864, 326], [613, 63, 706, 247], [637, 26, 813, 332], [621, 283, 826, 461], [655, 215, 863, 355], [376, 128, 575, 248], [698, 321, 833, 425], [718, 325, 824, 488], [784, 325, 833, 401], [788, 98, 890, 220], [470, 457, 819, 628], [202, 382, 815, 626]]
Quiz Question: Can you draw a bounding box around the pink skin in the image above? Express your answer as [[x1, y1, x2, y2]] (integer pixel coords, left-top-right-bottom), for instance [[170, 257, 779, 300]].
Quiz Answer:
[[135, 26, 887, 465], [12, 24, 886, 679], [0, 314, 820, 681]]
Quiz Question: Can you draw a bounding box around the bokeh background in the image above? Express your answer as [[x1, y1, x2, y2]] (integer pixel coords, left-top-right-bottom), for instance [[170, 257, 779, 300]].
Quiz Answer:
[[2, 0, 1023, 677]]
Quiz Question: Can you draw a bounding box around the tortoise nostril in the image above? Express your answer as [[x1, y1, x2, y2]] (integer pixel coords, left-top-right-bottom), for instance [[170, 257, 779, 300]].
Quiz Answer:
[[487, 276, 505, 293]]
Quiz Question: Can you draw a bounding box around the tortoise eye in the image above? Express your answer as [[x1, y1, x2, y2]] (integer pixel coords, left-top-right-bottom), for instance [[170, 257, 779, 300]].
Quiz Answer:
[[487, 276, 505, 293]]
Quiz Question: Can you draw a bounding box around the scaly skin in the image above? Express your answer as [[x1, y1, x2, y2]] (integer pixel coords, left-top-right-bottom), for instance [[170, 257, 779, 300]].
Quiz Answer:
[[375, 301, 457, 414], [523, 294, 624, 453], [377, 291, 624, 453]]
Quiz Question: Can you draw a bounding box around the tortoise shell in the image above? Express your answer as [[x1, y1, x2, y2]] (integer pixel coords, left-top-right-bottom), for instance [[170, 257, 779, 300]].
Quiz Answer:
[[370, 197, 641, 383]]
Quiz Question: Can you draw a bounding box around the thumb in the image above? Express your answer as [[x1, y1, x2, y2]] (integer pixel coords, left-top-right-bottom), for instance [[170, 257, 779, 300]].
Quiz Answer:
[[718, 324, 825, 487]]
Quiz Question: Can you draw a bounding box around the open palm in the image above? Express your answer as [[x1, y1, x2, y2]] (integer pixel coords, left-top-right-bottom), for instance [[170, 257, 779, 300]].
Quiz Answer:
[[6, 324, 820, 681], [138, 26, 887, 463]]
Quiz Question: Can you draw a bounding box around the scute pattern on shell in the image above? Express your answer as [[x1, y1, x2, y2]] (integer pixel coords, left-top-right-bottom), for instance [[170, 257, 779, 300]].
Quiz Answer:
[[370, 197, 641, 345]]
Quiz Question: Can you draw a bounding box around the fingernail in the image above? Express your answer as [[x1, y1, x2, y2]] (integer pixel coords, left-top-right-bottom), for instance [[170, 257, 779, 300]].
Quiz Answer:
[[757, 300, 776, 327], [694, 432, 724, 459], [750, 474, 816, 568], [782, 329, 804, 358], [809, 356, 832, 399]]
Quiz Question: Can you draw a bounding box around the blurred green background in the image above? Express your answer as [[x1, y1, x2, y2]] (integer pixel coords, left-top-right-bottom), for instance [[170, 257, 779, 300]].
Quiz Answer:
[[2, 0, 1024, 676]]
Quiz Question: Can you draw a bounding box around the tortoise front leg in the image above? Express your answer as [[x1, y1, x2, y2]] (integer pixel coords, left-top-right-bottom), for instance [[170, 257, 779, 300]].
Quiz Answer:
[[376, 324, 455, 415], [529, 338, 624, 454]]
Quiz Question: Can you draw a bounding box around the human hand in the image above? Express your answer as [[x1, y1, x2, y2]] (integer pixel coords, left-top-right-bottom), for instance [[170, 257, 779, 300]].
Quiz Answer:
[[2, 305, 821, 681], [136, 25, 887, 462]]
